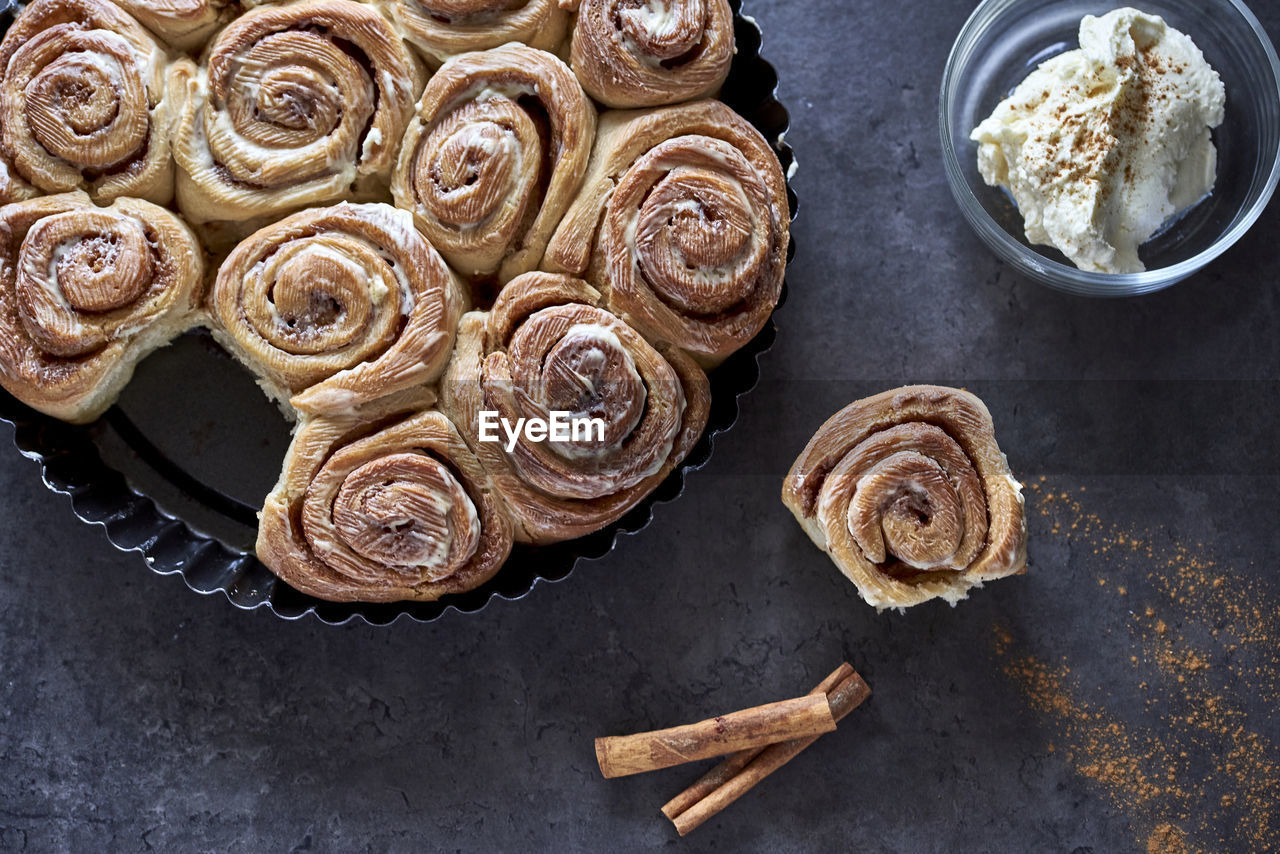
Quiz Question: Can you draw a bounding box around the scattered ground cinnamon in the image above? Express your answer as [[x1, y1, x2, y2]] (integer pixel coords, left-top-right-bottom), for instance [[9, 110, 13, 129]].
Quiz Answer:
[[997, 647, 1192, 814], [1147, 823, 1190, 854], [995, 479, 1280, 852]]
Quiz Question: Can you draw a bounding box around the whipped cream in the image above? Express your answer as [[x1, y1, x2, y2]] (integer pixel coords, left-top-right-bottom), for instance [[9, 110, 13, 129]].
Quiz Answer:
[[971, 8, 1225, 273]]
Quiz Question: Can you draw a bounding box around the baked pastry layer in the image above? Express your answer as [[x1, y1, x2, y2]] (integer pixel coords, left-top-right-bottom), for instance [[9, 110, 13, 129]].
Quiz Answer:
[[440, 272, 710, 544], [259, 404, 514, 602], [115, 0, 239, 52], [0, 0, 180, 205], [0, 192, 204, 423], [568, 0, 734, 109], [209, 202, 464, 418], [392, 44, 596, 284], [381, 0, 568, 68], [782, 386, 1027, 610], [544, 100, 789, 367], [172, 0, 424, 228]]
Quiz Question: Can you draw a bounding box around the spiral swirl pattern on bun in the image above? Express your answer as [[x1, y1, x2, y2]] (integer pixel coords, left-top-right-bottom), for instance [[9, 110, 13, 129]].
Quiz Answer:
[[392, 44, 596, 283], [440, 271, 709, 543], [0, 192, 204, 423], [569, 0, 734, 108], [210, 202, 464, 416], [783, 386, 1027, 610], [172, 0, 424, 225], [259, 407, 514, 602], [544, 100, 788, 366], [0, 0, 179, 206]]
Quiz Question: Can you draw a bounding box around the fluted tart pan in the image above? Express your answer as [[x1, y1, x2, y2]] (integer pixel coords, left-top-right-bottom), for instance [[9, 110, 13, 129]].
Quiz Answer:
[[0, 0, 797, 625]]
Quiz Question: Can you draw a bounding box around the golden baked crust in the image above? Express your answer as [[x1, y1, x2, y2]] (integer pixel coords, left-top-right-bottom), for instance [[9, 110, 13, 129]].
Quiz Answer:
[[114, 0, 239, 52], [0, 192, 204, 423], [392, 44, 596, 284], [380, 0, 568, 68], [0, 0, 180, 206], [568, 0, 734, 109], [258, 405, 515, 602], [439, 271, 710, 544], [782, 386, 1028, 610], [208, 202, 465, 417], [172, 0, 425, 227], [543, 100, 789, 367]]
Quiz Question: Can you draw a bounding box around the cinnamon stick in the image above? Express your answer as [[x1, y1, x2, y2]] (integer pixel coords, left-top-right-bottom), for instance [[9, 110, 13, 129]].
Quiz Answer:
[[660, 662, 856, 820], [595, 693, 837, 779], [669, 669, 872, 836]]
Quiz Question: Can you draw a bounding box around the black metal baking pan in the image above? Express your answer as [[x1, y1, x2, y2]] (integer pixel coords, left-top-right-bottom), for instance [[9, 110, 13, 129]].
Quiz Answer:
[[0, 0, 797, 624]]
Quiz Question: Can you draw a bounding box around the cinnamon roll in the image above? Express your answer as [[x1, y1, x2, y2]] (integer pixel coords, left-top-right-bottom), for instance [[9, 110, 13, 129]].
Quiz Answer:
[[543, 100, 788, 366], [439, 271, 709, 544], [568, 0, 734, 108], [258, 407, 515, 602], [382, 0, 569, 67], [0, 0, 179, 205], [114, 0, 239, 52], [0, 192, 204, 424], [782, 386, 1027, 610], [390, 44, 596, 283], [209, 203, 464, 417], [172, 0, 424, 226]]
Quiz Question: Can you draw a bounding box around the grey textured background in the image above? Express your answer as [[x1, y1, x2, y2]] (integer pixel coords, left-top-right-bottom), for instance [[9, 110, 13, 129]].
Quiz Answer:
[[3, 1, 1280, 852]]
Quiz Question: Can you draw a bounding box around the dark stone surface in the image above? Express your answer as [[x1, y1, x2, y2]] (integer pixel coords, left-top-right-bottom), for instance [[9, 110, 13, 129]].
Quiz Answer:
[[3, 2, 1280, 851]]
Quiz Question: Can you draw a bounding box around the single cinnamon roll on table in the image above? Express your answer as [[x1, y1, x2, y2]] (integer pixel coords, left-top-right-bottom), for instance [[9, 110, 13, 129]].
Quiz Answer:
[[391, 44, 596, 284], [0, 0, 180, 206], [381, 0, 569, 68], [440, 271, 710, 544], [209, 203, 465, 417], [782, 386, 1027, 610], [172, 0, 424, 227], [544, 100, 789, 367], [259, 407, 514, 602], [0, 192, 204, 424], [568, 0, 734, 109]]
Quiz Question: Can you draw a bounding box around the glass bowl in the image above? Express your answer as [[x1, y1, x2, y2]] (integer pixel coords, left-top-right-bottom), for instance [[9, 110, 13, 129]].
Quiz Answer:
[[941, 0, 1280, 296]]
